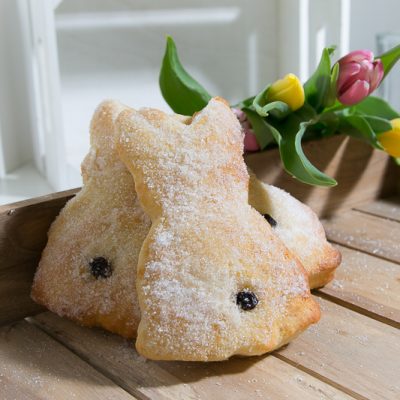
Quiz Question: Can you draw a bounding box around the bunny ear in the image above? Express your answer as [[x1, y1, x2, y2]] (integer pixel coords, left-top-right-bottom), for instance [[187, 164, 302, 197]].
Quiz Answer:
[[117, 107, 189, 160], [115, 108, 159, 161], [90, 100, 127, 150], [189, 97, 243, 146], [82, 100, 129, 182]]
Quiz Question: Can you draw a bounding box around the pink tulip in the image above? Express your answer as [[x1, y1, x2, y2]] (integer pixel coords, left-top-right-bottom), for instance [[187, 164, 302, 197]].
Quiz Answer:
[[232, 108, 260, 152], [243, 130, 260, 152], [336, 50, 384, 105]]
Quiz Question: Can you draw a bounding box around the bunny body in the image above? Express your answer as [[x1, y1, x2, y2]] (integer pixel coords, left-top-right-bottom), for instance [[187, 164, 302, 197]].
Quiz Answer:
[[117, 98, 320, 361]]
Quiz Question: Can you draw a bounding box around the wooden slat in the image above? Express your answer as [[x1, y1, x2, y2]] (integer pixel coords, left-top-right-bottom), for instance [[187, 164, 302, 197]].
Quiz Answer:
[[323, 210, 400, 263], [276, 297, 400, 400], [318, 245, 400, 327], [0, 188, 77, 326], [0, 320, 135, 400], [246, 135, 399, 218], [355, 196, 400, 222], [32, 312, 354, 400]]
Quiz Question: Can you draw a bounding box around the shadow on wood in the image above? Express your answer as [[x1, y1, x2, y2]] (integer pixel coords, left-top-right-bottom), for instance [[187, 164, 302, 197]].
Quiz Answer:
[[0, 189, 77, 326]]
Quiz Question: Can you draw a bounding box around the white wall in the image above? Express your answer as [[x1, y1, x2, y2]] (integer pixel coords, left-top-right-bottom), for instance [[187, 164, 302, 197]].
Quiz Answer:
[[55, 0, 278, 184], [349, 0, 400, 110], [0, 0, 35, 175]]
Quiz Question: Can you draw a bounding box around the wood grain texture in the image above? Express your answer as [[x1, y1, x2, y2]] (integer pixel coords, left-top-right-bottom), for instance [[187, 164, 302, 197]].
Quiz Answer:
[[323, 210, 400, 263], [318, 245, 400, 327], [355, 195, 400, 222], [276, 297, 400, 400], [246, 135, 399, 218], [0, 320, 135, 400], [32, 312, 353, 400], [0, 189, 78, 326]]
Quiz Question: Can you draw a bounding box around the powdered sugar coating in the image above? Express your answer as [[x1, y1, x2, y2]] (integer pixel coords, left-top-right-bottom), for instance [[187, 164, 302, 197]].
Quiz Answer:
[[31, 100, 151, 338], [117, 97, 320, 361], [248, 173, 341, 289]]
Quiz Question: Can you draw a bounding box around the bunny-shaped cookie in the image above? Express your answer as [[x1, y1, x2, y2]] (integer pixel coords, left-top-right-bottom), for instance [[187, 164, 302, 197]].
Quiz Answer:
[[248, 172, 341, 289], [31, 100, 151, 338], [117, 97, 320, 361]]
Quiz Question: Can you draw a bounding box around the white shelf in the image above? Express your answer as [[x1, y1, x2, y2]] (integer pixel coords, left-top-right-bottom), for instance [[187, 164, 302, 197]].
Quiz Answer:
[[0, 163, 53, 205]]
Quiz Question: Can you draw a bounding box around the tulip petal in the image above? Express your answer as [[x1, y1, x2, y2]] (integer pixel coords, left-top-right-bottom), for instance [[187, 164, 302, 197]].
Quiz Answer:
[[338, 79, 370, 105], [244, 130, 260, 152], [378, 126, 400, 157], [339, 49, 374, 64], [369, 59, 384, 93], [337, 62, 361, 92], [267, 73, 305, 111]]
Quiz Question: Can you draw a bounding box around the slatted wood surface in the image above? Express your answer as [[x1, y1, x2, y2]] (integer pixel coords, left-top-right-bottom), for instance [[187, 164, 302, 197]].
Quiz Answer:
[[1, 196, 399, 400]]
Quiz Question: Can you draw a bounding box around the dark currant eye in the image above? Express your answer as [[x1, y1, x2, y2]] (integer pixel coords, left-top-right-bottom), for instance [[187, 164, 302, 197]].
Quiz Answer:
[[236, 291, 259, 310], [263, 213, 277, 228], [89, 257, 112, 279]]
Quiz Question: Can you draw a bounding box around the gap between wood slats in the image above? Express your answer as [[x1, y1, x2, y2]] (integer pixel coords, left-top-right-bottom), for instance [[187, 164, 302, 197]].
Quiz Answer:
[[316, 243, 400, 326], [354, 195, 400, 223], [314, 291, 399, 329], [323, 210, 400, 265], [354, 209, 400, 224], [271, 353, 367, 400], [313, 244, 400, 329], [274, 297, 400, 400]]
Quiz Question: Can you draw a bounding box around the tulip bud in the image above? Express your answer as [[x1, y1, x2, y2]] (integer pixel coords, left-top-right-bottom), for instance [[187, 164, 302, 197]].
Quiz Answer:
[[243, 130, 260, 152], [378, 118, 400, 157], [336, 50, 384, 105], [267, 73, 305, 111]]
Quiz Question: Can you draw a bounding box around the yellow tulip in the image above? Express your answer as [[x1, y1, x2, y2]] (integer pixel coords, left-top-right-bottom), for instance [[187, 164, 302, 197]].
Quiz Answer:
[[378, 118, 400, 157], [267, 73, 305, 111]]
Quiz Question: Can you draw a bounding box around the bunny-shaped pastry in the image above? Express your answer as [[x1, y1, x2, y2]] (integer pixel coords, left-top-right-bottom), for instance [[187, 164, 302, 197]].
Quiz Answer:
[[31, 100, 150, 338], [117, 97, 320, 361], [248, 172, 341, 289]]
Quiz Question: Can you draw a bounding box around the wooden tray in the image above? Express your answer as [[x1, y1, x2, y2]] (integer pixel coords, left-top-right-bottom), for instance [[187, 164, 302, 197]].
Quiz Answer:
[[1, 152, 399, 399]]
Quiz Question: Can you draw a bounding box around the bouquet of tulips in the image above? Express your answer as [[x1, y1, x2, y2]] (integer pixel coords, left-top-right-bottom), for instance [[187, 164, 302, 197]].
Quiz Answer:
[[159, 37, 400, 186]]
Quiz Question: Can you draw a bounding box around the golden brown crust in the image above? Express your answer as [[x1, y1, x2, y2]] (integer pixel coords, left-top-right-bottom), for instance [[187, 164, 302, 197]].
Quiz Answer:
[[117, 97, 320, 361]]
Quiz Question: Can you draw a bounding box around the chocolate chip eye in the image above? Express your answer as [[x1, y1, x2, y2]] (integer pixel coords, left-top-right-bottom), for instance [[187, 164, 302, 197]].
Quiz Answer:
[[263, 213, 277, 228], [236, 291, 259, 310], [89, 257, 112, 279]]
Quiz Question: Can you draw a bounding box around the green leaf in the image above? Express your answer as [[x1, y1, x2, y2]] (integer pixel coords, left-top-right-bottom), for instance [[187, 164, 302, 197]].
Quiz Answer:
[[339, 114, 384, 149], [304, 47, 336, 112], [351, 96, 400, 120], [377, 44, 400, 80], [268, 115, 337, 186], [252, 85, 291, 118], [394, 157, 400, 166], [362, 116, 392, 134], [323, 99, 347, 113], [242, 108, 275, 149], [159, 36, 212, 115], [233, 96, 255, 109], [315, 111, 340, 137], [326, 62, 339, 107]]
